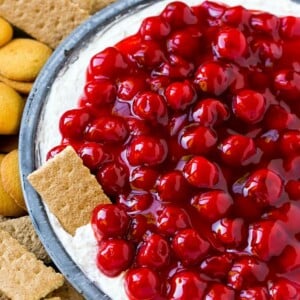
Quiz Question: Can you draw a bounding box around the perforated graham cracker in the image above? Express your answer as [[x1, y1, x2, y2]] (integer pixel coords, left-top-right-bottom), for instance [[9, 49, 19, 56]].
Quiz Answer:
[[0, 0, 90, 48], [47, 280, 84, 300], [27, 146, 111, 235], [0, 216, 51, 263], [0, 229, 64, 300]]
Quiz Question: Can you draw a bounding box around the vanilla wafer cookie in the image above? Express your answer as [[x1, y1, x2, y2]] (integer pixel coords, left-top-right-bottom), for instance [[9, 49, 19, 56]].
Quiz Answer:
[[28, 146, 111, 235], [0, 0, 90, 48], [0, 229, 64, 300]]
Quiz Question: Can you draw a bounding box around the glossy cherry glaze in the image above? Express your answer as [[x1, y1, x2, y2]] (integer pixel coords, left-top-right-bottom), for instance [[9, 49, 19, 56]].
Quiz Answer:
[[48, 1, 300, 299]]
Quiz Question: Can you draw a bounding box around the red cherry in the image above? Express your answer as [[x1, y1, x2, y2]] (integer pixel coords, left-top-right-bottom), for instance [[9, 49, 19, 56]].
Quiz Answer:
[[118, 191, 153, 213], [157, 206, 191, 236], [220, 135, 257, 166], [280, 16, 300, 38], [275, 244, 300, 273], [205, 283, 235, 300], [165, 80, 197, 111], [139, 16, 171, 40], [127, 214, 155, 243], [191, 190, 233, 223], [85, 116, 128, 143], [215, 27, 246, 60], [156, 170, 191, 203], [172, 229, 210, 266], [136, 233, 170, 269], [194, 61, 233, 95], [127, 136, 168, 166], [227, 256, 269, 290], [132, 91, 167, 124], [126, 117, 151, 136], [192, 98, 229, 126], [166, 26, 202, 59], [232, 89, 266, 124], [125, 268, 161, 300], [59, 108, 90, 139], [117, 75, 147, 100], [46, 145, 67, 160], [96, 162, 128, 196], [201, 1, 225, 20], [91, 204, 130, 240], [264, 105, 291, 130], [168, 271, 207, 300], [249, 220, 289, 261], [149, 76, 171, 94], [280, 130, 300, 157], [269, 279, 300, 300], [286, 180, 300, 200], [78, 142, 104, 169], [212, 218, 247, 248], [96, 239, 133, 277], [179, 125, 217, 155], [200, 254, 233, 279], [250, 13, 280, 36], [243, 169, 283, 206], [130, 167, 158, 191], [183, 156, 219, 188], [87, 47, 128, 80], [161, 2, 198, 29], [84, 79, 116, 106], [239, 287, 269, 300], [222, 5, 249, 27]]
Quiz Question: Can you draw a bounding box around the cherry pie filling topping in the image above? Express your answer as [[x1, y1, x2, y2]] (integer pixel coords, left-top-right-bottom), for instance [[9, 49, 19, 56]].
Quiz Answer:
[[48, 1, 300, 299]]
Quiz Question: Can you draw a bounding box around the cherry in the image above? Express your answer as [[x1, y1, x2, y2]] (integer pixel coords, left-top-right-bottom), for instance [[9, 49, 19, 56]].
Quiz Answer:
[[156, 170, 191, 203], [46, 145, 67, 160], [280, 130, 300, 157], [87, 47, 128, 80], [183, 156, 219, 188], [85, 115, 128, 143], [139, 15, 171, 40], [179, 124, 217, 155], [149, 76, 171, 94], [168, 271, 207, 300], [205, 283, 235, 300], [222, 5, 249, 27], [243, 169, 283, 206], [84, 79, 116, 106], [118, 192, 153, 213], [194, 61, 233, 95], [165, 80, 197, 111], [125, 267, 161, 300], [212, 218, 247, 248], [201, 1, 225, 20], [256, 129, 280, 158], [167, 26, 202, 59], [232, 89, 266, 124], [228, 256, 269, 290], [126, 117, 151, 136], [286, 180, 300, 200], [280, 16, 300, 38], [200, 254, 233, 279], [127, 214, 153, 243], [249, 220, 289, 261], [96, 162, 128, 196], [117, 76, 147, 100], [127, 136, 168, 166], [161, 2, 198, 29], [91, 204, 130, 240], [130, 167, 158, 191], [191, 190, 233, 223], [77, 142, 104, 169], [275, 244, 300, 273], [220, 135, 257, 166], [250, 13, 280, 36], [59, 108, 90, 139], [192, 98, 229, 126], [136, 233, 170, 269], [239, 287, 269, 300], [269, 279, 300, 300], [96, 239, 134, 277], [264, 105, 290, 130], [157, 206, 191, 236], [132, 91, 167, 124], [215, 27, 246, 60], [172, 228, 210, 266]]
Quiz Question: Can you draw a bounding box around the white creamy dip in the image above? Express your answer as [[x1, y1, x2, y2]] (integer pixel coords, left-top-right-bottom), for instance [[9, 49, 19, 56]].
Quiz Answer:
[[36, 0, 300, 299]]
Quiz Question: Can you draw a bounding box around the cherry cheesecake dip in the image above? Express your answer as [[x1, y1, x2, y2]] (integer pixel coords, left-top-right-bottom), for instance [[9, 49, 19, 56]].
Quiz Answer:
[[36, 0, 300, 299]]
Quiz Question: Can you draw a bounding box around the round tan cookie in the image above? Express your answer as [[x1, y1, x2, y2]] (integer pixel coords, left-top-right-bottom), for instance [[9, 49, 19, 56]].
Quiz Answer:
[[0, 38, 52, 82], [0, 82, 25, 134], [0, 154, 25, 217], [0, 74, 33, 94], [1, 150, 27, 210], [0, 17, 13, 47]]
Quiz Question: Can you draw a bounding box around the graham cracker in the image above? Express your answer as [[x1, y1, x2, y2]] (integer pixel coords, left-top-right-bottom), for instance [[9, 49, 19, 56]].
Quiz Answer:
[[47, 280, 84, 300], [0, 0, 90, 49], [92, 0, 116, 13], [0, 216, 51, 264], [0, 229, 64, 300], [27, 146, 111, 235]]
